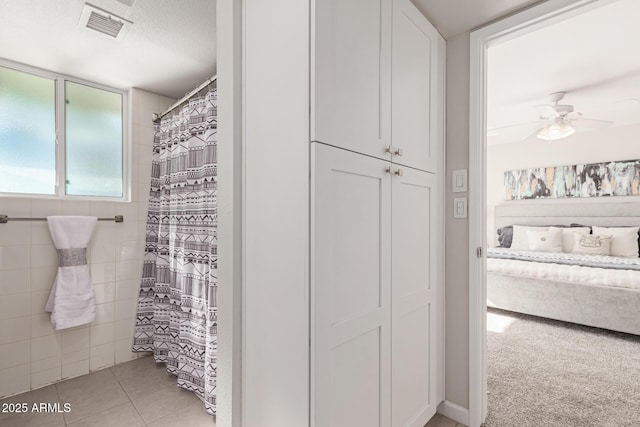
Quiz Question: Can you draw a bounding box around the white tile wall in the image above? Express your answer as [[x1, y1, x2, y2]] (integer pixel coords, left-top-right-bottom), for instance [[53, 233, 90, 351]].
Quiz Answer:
[[31, 313, 54, 338], [94, 282, 115, 305], [0, 317, 29, 344], [62, 358, 89, 379], [0, 269, 29, 295], [0, 340, 30, 369], [61, 328, 89, 355], [0, 89, 175, 398], [0, 364, 29, 398], [0, 294, 29, 319]]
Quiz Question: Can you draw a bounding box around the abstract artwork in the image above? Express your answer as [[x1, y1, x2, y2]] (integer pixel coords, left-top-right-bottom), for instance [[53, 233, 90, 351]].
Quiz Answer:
[[505, 159, 640, 200]]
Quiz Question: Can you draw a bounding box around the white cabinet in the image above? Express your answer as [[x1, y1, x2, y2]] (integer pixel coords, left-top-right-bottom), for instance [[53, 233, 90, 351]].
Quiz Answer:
[[312, 143, 438, 427], [312, 0, 392, 161], [240, 0, 443, 425], [312, 0, 443, 173], [391, 167, 437, 426], [312, 143, 392, 427], [391, 0, 444, 173], [310, 1, 443, 426]]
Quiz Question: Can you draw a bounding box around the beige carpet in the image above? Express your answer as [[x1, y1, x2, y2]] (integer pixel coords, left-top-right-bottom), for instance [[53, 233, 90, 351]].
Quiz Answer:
[[484, 308, 640, 427]]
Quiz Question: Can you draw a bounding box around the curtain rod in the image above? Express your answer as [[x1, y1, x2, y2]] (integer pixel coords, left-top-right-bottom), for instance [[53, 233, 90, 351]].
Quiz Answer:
[[154, 74, 217, 121], [0, 215, 124, 224]]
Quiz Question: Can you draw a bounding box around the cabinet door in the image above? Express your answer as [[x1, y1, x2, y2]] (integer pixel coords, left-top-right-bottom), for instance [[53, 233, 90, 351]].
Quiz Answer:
[[391, 0, 444, 173], [312, 142, 392, 427], [312, 0, 392, 161], [391, 166, 438, 426]]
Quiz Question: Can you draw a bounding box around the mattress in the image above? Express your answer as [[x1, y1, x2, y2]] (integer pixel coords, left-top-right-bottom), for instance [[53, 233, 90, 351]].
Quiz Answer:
[[487, 248, 640, 291], [487, 247, 640, 271]]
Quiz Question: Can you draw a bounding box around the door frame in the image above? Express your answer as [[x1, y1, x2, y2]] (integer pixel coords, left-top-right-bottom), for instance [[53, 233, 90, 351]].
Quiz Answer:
[[216, 0, 243, 426], [467, 1, 619, 426]]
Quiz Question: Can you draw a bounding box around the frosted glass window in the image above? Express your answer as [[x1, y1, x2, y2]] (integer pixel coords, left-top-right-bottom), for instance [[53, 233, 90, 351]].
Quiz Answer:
[[65, 82, 123, 197], [0, 62, 126, 199], [0, 67, 56, 194]]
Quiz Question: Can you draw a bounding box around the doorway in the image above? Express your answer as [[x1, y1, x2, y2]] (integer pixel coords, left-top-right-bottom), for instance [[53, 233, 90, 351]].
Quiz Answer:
[[468, 0, 627, 426]]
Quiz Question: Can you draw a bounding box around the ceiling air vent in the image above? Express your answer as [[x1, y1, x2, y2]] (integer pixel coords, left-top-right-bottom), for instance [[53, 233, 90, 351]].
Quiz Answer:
[[79, 3, 132, 40]]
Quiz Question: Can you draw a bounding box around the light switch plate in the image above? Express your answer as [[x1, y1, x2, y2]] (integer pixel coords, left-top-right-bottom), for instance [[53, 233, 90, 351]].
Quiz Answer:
[[452, 169, 468, 193], [454, 197, 467, 219]]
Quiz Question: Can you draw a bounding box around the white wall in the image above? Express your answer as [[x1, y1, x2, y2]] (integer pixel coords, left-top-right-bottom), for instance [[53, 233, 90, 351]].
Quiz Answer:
[[487, 123, 640, 245], [444, 32, 471, 410], [0, 89, 174, 398], [242, 0, 310, 426]]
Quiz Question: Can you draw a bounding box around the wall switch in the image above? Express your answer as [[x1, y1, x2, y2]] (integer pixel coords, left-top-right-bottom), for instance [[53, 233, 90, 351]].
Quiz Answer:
[[454, 197, 467, 219], [452, 169, 468, 193]]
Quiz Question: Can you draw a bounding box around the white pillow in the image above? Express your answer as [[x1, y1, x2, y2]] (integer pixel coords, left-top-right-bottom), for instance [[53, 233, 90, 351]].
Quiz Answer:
[[561, 227, 591, 253], [526, 228, 563, 253], [512, 225, 549, 250], [572, 234, 612, 256], [591, 226, 639, 258]]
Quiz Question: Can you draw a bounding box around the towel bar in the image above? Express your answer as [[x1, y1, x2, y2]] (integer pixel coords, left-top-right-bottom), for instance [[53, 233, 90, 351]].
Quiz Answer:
[[0, 215, 124, 224]]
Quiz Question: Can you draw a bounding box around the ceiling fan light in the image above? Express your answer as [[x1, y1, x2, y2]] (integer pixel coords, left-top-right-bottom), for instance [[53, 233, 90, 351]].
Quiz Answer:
[[561, 123, 576, 138], [537, 122, 575, 141]]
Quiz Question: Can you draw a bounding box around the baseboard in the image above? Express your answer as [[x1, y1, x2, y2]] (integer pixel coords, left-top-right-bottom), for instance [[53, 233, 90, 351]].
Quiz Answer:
[[438, 400, 470, 426]]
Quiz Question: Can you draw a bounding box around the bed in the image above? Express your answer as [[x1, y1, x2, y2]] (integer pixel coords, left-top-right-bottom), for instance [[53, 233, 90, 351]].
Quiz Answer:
[[487, 201, 640, 335]]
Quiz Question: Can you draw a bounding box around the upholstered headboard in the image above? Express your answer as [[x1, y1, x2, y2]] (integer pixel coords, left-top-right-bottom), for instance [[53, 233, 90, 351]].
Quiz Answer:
[[494, 201, 640, 230]]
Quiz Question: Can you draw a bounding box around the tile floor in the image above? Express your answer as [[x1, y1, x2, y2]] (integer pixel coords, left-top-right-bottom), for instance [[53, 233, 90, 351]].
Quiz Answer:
[[0, 354, 461, 427], [0, 356, 215, 427], [425, 413, 464, 427]]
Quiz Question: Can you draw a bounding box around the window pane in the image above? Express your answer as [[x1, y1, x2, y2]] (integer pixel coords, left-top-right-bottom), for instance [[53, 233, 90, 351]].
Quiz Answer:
[[65, 82, 123, 197], [0, 66, 56, 194]]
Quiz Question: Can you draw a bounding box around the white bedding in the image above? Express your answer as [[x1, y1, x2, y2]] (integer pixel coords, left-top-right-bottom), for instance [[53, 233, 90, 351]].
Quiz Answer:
[[487, 257, 640, 291], [488, 247, 640, 270]]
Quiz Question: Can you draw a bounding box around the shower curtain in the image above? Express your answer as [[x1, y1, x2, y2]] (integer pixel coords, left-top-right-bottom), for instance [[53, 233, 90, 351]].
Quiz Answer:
[[133, 87, 218, 415]]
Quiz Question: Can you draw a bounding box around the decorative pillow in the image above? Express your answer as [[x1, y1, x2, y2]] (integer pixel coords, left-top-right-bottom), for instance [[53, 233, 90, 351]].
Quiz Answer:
[[511, 225, 549, 250], [560, 227, 591, 253], [526, 228, 563, 253], [572, 234, 612, 256], [497, 226, 513, 248], [591, 226, 640, 258]]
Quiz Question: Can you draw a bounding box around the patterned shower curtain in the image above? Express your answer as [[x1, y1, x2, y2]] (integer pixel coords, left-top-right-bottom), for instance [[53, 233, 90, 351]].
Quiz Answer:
[[133, 87, 218, 415]]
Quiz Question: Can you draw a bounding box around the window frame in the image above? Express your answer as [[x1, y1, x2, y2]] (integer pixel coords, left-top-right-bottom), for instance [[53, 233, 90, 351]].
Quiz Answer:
[[0, 58, 130, 202]]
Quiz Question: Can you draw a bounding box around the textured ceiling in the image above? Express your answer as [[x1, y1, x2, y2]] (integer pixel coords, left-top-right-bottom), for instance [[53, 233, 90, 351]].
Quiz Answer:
[[0, 0, 216, 99], [0, 0, 541, 100], [487, 0, 640, 145], [5, 0, 635, 135], [0, 0, 542, 99]]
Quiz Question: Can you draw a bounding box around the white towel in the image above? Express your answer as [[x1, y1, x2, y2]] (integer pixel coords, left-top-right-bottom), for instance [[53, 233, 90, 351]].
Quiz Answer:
[[45, 216, 98, 330]]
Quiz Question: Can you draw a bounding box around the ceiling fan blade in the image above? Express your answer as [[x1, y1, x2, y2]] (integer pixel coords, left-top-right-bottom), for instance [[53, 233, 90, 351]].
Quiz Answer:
[[534, 106, 559, 119], [487, 120, 549, 145], [564, 111, 582, 120], [487, 120, 547, 134], [571, 118, 614, 130], [523, 128, 545, 143]]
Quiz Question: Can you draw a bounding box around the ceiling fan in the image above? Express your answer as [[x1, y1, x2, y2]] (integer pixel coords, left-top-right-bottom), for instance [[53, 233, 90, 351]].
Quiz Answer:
[[489, 91, 614, 141]]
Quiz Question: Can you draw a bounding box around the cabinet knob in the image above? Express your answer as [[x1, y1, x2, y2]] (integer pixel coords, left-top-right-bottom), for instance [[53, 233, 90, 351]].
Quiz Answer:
[[394, 168, 403, 177], [385, 146, 403, 157], [385, 166, 392, 175]]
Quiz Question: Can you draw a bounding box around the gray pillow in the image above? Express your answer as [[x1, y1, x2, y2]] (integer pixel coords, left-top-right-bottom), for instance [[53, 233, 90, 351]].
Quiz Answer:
[[497, 226, 513, 248]]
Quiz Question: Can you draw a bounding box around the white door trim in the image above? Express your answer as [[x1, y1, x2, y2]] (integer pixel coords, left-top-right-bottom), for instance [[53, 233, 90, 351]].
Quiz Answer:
[[467, 1, 619, 426], [216, 0, 243, 426]]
